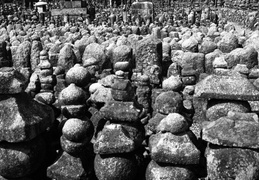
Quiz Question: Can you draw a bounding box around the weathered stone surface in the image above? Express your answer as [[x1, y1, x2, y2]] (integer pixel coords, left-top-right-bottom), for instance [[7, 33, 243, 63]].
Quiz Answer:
[[65, 64, 91, 87], [182, 85, 195, 99], [202, 117, 259, 148], [233, 64, 250, 75], [59, 83, 86, 105], [167, 62, 181, 77], [253, 77, 259, 90], [249, 68, 259, 79], [57, 44, 77, 73], [62, 118, 94, 143], [192, 97, 208, 138], [111, 88, 134, 102], [14, 39, 31, 69], [94, 124, 139, 154], [30, 38, 43, 71], [89, 85, 113, 104], [83, 57, 99, 67], [82, 43, 108, 71], [163, 41, 171, 57], [176, 52, 205, 75], [206, 99, 251, 121], [156, 113, 189, 134], [145, 113, 167, 136], [205, 49, 222, 74], [35, 92, 56, 105], [60, 136, 89, 155], [114, 61, 130, 72], [149, 132, 200, 165], [227, 111, 259, 123], [154, 91, 183, 115], [224, 46, 258, 69], [111, 78, 135, 101], [94, 154, 140, 180], [194, 74, 259, 101], [217, 32, 238, 53], [249, 101, 259, 113], [162, 75, 182, 91], [0, 93, 54, 142], [112, 45, 132, 64], [206, 145, 259, 180], [98, 75, 116, 88], [0, 136, 46, 179], [171, 50, 184, 63], [0, 67, 28, 94], [152, 27, 161, 39], [39, 75, 55, 85], [199, 39, 217, 54], [212, 56, 227, 68], [135, 36, 162, 85], [116, 35, 130, 46], [100, 101, 142, 122], [47, 151, 95, 180], [146, 160, 196, 180], [181, 37, 198, 52]]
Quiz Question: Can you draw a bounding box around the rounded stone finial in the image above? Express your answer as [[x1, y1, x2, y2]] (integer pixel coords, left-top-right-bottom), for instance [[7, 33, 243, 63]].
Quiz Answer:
[[65, 64, 91, 87], [62, 118, 94, 142], [59, 83, 86, 105]]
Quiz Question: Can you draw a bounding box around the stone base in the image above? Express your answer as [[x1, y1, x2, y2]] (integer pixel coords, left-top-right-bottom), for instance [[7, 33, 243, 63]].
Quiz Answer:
[[94, 153, 143, 180], [47, 151, 95, 180], [146, 160, 196, 180], [206, 144, 259, 180]]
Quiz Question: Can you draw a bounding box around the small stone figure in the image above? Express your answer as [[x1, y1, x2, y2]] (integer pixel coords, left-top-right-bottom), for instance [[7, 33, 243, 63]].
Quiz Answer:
[[35, 50, 56, 105], [94, 70, 147, 180], [47, 64, 94, 180]]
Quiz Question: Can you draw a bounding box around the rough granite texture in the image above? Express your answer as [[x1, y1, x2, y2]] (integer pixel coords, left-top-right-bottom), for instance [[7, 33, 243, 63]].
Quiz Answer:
[[194, 74, 259, 101], [94, 124, 138, 154], [0, 136, 46, 178], [206, 145, 259, 180], [149, 132, 200, 165], [0, 93, 54, 142], [94, 154, 141, 180], [100, 101, 142, 122], [0, 67, 29, 94], [146, 160, 196, 180], [47, 151, 95, 180], [202, 117, 259, 148]]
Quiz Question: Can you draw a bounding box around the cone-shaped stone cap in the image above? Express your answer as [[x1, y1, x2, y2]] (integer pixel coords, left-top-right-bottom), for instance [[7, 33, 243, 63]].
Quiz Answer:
[[0, 93, 54, 142], [0, 67, 29, 94], [194, 73, 259, 101]]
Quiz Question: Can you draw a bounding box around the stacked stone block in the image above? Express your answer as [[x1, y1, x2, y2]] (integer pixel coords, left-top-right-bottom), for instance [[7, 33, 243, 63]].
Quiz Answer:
[[135, 35, 162, 87], [0, 67, 54, 179], [194, 72, 259, 179], [35, 50, 56, 105], [30, 35, 43, 71], [146, 93, 200, 179], [47, 64, 94, 180], [94, 70, 146, 180]]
